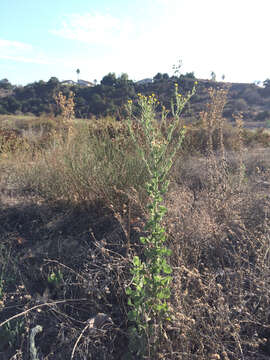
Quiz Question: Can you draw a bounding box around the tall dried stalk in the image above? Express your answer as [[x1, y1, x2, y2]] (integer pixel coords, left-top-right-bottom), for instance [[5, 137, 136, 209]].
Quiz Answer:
[[200, 86, 229, 190], [54, 91, 75, 142], [233, 112, 245, 188]]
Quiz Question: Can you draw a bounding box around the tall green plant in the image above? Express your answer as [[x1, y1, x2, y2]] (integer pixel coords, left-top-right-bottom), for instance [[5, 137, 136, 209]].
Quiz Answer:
[[126, 83, 196, 357]]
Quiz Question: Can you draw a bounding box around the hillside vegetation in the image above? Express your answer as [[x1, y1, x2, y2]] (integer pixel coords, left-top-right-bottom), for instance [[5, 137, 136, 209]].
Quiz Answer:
[[1, 75, 270, 126], [1, 86, 270, 359]]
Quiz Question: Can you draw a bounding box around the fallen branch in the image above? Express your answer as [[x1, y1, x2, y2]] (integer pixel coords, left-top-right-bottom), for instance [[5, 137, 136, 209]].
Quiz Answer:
[[0, 298, 88, 328]]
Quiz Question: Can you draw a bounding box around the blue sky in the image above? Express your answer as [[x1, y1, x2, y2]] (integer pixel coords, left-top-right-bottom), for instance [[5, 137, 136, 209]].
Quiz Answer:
[[1, 0, 270, 85]]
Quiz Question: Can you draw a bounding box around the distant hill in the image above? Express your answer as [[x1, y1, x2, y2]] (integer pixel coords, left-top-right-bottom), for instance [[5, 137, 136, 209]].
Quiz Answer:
[[0, 75, 269, 125], [196, 79, 270, 122]]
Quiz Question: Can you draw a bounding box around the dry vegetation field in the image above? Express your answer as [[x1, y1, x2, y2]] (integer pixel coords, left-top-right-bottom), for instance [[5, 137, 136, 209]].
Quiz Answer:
[[1, 89, 270, 359]]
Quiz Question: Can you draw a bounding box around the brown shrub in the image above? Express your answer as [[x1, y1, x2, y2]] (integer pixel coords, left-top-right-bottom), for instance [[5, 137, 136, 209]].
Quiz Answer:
[[0, 128, 23, 153], [161, 148, 270, 359]]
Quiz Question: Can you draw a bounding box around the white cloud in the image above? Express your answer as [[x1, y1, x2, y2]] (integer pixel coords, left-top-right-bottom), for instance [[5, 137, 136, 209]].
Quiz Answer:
[[0, 39, 34, 62], [0, 54, 51, 65], [0, 38, 52, 65], [51, 13, 134, 46], [0, 39, 32, 51]]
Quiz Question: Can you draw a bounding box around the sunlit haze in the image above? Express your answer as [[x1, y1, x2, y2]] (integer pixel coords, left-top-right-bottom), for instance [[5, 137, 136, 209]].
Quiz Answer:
[[1, 0, 270, 85]]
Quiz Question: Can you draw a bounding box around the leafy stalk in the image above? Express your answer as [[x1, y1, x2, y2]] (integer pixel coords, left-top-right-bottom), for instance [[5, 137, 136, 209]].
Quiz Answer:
[[126, 83, 196, 357]]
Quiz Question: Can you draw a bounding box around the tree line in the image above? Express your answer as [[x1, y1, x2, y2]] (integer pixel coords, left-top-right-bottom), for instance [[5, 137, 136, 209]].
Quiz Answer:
[[0, 72, 197, 118]]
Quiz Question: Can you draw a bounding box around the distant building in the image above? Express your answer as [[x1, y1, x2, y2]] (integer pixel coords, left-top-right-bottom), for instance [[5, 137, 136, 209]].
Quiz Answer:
[[61, 79, 95, 87], [0, 78, 9, 84], [77, 79, 95, 87], [61, 80, 77, 86], [136, 78, 153, 85]]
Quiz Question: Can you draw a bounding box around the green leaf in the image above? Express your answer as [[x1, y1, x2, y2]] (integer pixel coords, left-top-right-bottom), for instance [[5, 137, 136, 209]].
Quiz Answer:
[[128, 310, 138, 322], [158, 205, 167, 214], [133, 256, 140, 266], [156, 291, 166, 299], [155, 303, 167, 311], [126, 287, 132, 296], [163, 263, 172, 274], [140, 237, 146, 244], [127, 298, 133, 306]]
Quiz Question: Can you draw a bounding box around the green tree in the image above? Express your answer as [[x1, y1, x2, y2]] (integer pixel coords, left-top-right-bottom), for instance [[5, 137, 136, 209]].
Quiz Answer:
[[119, 73, 129, 82], [7, 97, 21, 113], [262, 79, 270, 96], [90, 93, 106, 114], [46, 77, 60, 97], [182, 72, 195, 79], [101, 73, 117, 86], [263, 79, 270, 88], [210, 71, 216, 81], [153, 73, 170, 82], [153, 73, 163, 81], [0, 79, 13, 90], [162, 73, 169, 80], [76, 69, 80, 82]]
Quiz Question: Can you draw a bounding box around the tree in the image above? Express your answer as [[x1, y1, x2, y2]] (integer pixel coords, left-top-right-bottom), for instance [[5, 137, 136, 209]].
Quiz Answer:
[[7, 97, 21, 113], [119, 73, 129, 82], [101, 73, 117, 87], [172, 58, 183, 77], [76, 69, 80, 82], [153, 73, 163, 81], [210, 71, 216, 81], [90, 93, 106, 114], [263, 79, 270, 88], [183, 72, 195, 79], [46, 77, 60, 97], [48, 77, 59, 85], [0, 78, 13, 90], [47, 77, 59, 90], [262, 79, 270, 96]]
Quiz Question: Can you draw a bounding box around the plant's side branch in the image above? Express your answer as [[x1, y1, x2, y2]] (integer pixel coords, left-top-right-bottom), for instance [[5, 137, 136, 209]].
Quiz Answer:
[[0, 298, 88, 328]]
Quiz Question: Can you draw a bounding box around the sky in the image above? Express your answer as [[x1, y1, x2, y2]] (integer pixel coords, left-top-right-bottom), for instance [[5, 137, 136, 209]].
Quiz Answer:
[[1, 0, 270, 86]]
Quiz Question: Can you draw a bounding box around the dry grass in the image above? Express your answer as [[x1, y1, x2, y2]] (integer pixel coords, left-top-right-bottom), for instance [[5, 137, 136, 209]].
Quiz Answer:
[[8, 119, 148, 216], [163, 163, 270, 359]]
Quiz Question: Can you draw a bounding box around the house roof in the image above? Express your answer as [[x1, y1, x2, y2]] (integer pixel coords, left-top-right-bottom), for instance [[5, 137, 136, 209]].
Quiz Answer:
[[61, 79, 95, 87], [61, 80, 76, 85], [77, 79, 95, 86], [136, 78, 153, 85]]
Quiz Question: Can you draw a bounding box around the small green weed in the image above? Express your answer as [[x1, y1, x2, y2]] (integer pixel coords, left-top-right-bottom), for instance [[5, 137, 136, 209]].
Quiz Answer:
[[0, 243, 24, 351], [0, 319, 25, 351], [47, 269, 63, 287]]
